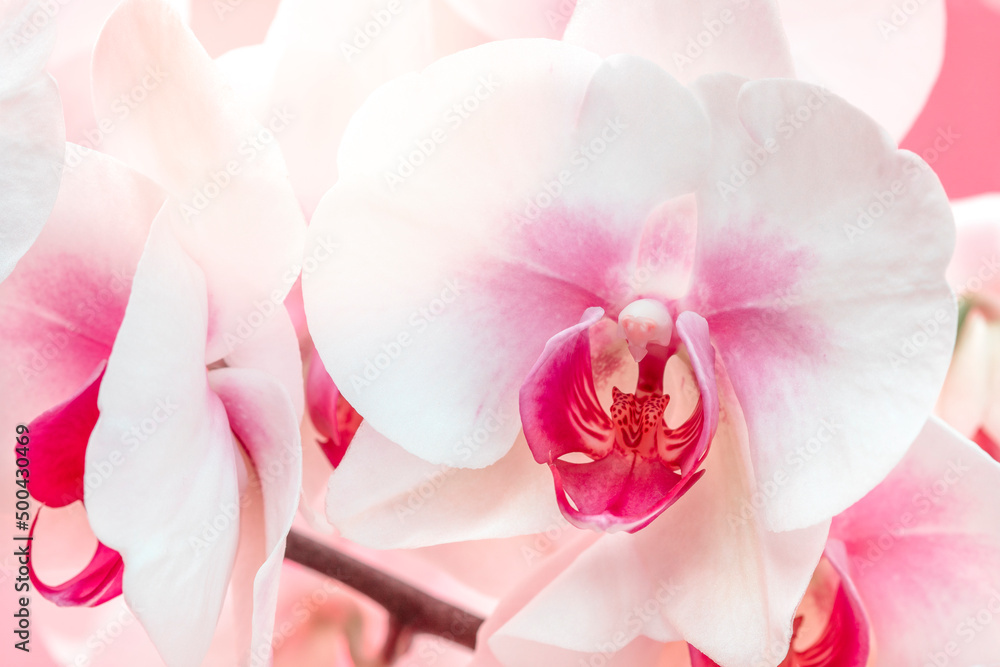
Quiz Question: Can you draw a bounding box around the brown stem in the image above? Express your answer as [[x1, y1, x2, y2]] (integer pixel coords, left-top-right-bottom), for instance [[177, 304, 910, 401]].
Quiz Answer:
[[283, 530, 483, 651]]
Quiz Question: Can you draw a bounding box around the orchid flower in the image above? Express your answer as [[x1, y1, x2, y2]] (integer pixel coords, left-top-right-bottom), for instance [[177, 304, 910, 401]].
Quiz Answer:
[[1, 0, 308, 662], [302, 3, 955, 662], [441, 0, 945, 141], [465, 418, 1000, 666], [0, 0, 65, 283], [936, 194, 1000, 461]]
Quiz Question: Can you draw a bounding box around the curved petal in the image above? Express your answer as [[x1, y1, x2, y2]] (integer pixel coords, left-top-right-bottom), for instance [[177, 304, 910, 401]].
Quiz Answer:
[[91, 0, 306, 362], [86, 217, 241, 667], [830, 417, 1000, 665], [682, 74, 956, 531], [779, 0, 944, 140], [946, 194, 1000, 300], [493, 373, 829, 667], [326, 423, 566, 548], [209, 367, 301, 667], [27, 362, 104, 508], [563, 0, 793, 84], [0, 147, 162, 430], [305, 42, 710, 467], [0, 0, 65, 282], [29, 510, 123, 608]]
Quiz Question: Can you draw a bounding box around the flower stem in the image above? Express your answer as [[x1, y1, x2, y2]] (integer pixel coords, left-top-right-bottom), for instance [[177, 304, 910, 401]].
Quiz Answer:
[[283, 530, 484, 651]]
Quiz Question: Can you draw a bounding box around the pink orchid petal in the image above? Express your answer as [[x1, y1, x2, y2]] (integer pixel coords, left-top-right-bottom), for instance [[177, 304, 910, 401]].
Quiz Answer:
[[27, 362, 104, 508], [209, 367, 301, 667], [936, 307, 991, 437], [830, 417, 1000, 665], [564, 0, 793, 84], [326, 423, 566, 548], [29, 511, 123, 608], [306, 348, 362, 467], [521, 309, 717, 532], [0, 0, 65, 282], [443, 0, 577, 38], [682, 74, 956, 532], [305, 42, 710, 468], [779, 0, 944, 140], [215, 0, 439, 216], [494, 374, 828, 667], [0, 147, 161, 431], [86, 217, 241, 667], [807, 541, 871, 667], [222, 302, 305, 419], [91, 0, 306, 362], [900, 0, 1000, 199], [947, 194, 1000, 299]]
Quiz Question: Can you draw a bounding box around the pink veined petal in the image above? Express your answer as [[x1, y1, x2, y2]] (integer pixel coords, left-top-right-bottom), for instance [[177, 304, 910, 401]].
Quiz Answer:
[[209, 367, 301, 667], [0, 147, 162, 446], [327, 423, 566, 549], [830, 417, 1000, 664], [442, 0, 578, 39], [86, 216, 241, 667], [779, 0, 944, 141], [91, 0, 306, 363], [306, 348, 362, 467], [520, 309, 717, 532], [563, 0, 793, 84], [494, 371, 829, 667], [0, 0, 65, 282], [28, 511, 123, 608], [305, 42, 710, 468], [26, 363, 104, 508], [681, 74, 956, 532]]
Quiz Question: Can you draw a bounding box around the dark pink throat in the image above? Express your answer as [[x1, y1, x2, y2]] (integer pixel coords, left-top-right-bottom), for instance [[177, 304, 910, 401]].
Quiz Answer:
[[519, 306, 719, 533]]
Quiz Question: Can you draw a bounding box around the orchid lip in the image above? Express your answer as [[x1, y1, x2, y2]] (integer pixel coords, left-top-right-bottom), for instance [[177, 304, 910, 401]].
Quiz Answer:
[[519, 305, 719, 533]]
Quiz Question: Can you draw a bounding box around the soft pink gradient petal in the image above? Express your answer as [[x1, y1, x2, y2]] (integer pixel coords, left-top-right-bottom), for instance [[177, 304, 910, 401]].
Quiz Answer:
[[210, 367, 301, 667], [443, 0, 577, 38], [305, 42, 710, 468], [86, 217, 241, 667], [563, 0, 793, 84], [0, 147, 161, 431], [493, 373, 829, 667], [0, 0, 65, 282], [779, 0, 944, 140], [683, 74, 956, 531], [215, 0, 438, 217], [830, 417, 1000, 665], [306, 349, 362, 467], [91, 0, 306, 362], [326, 423, 566, 548]]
